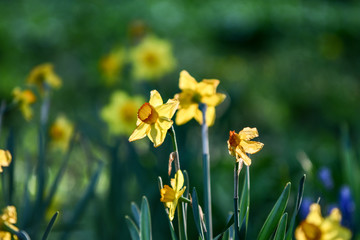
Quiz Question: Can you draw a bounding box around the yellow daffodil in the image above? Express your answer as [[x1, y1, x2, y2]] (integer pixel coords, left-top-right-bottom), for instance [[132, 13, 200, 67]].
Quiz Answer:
[[100, 48, 126, 85], [295, 203, 352, 240], [129, 90, 179, 147], [49, 115, 74, 152], [12, 87, 36, 121], [0, 150, 12, 173], [175, 70, 226, 126], [27, 63, 62, 91], [227, 127, 263, 166], [130, 35, 176, 80], [0, 206, 18, 240], [101, 91, 144, 136], [160, 170, 186, 221]]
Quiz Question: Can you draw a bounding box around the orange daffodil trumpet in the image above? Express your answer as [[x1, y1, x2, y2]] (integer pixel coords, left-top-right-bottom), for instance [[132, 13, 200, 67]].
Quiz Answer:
[[175, 70, 226, 127], [227, 127, 264, 166], [295, 203, 352, 240], [160, 170, 186, 221], [129, 90, 179, 147]]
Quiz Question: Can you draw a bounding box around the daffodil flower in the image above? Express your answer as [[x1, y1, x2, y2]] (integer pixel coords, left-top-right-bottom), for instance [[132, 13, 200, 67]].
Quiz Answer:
[[0, 150, 12, 173], [295, 203, 352, 240], [27, 63, 62, 91], [129, 90, 179, 147], [100, 48, 126, 85], [0, 206, 19, 240], [160, 170, 186, 221], [175, 70, 226, 126], [227, 127, 263, 166], [12, 87, 36, 121], [49, 115, 74, 152], [130, 35, 176, 81]]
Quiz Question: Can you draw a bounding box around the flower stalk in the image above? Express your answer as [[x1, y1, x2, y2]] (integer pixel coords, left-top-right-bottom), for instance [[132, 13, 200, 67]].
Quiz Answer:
[[234, 160, 243, 240], [168, 125, 180, 172], [200, 103, 212, 239]]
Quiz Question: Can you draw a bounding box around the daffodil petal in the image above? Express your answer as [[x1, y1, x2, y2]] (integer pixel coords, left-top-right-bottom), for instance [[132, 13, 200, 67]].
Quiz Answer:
[[197, 79, 219, 95], [306, 204, 324, 226], [205, 106, 216, 127], [174, 170, 184, 192], [160, 185, 176, 202], [194, 108, 203, 125], [129, 122, 150, 142], [179, 70, 197, 91], [237, 148, 252, 166], [168, 199, 177, 221], [149, 90, 163, 107], [175, 104, 197, 125], [0, 150, 12, 173], [240, 140, 264, 154], [156, 99, 179, 119], [158, 118, 173, 131], [202, 93, 226, 107], [148, 122, 166, 147], [239, 127, 259, 140]]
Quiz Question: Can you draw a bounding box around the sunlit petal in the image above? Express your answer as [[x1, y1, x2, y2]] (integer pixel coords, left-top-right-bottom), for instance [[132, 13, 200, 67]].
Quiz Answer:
[[158, 118, 173, 131], [179, 70, 197, 91], [148, 122, 166, 147], [149, 90, 163, 107], [174, 170, 184, 192], [202, 93, 226, 107], [0, 150, 12, 173], [156, 99, 179, 119], [197, 79, 219, 96], [129, 122, 150, 142], [237, 148, 252, 166], [205, 106, 216, 127]]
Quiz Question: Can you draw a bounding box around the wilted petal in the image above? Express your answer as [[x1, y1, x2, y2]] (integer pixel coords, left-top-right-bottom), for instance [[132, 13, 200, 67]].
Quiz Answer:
[[149, 90, 163, 107], [240, 140, 264, 154], [239, 127, 259, 140], [237, 148, 252, 166], [156, 99, 179, 119], [175, 104, 197, 125], [179, 70, 197, 91], [129, 122, 150, 142]]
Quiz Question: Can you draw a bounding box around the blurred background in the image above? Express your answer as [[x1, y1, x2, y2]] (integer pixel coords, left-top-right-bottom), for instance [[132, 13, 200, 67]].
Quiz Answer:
[[1, 0, 360, 239]]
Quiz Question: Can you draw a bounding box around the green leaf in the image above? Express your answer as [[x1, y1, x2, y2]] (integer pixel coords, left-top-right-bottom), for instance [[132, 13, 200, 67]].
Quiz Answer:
[[125, 215, 140, 240], [239, 166, 250, 231], [273, 213, 288, 240], [285, 175, 306, 240], [131, 202, 141, 228], [42, 211, 59, 240], [213, 213, 234, 240], [140, 196, 152, 240], [191, 188, 204, 240], [257, 183, 291, 240], [183, 170, 190, 218]]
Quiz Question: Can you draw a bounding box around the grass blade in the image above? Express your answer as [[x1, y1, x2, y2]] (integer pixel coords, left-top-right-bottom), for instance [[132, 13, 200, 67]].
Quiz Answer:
[[131, 202, 141, 228], [273, 213, 288, 240], [285, 175, 306, 240], [42, 211, 59, 240], [257, 183, 291, 240], [239, 166, 250, 231], [191, 188, 204, 240], [140, 196, 152, 240], [125, 215, 140, 240]]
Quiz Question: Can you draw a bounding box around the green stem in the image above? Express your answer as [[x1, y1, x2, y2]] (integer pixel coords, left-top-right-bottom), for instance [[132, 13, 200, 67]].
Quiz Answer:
[[0, 100, 6, 139], [199, 103, 212, 239], [234, 161, 242, 240], [179, 196, 192, 204]]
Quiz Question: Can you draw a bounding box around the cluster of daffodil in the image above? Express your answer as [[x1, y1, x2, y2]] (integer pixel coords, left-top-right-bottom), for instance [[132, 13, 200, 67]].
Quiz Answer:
[[99, 34, 176, 85], [126, 70, 352, 240]]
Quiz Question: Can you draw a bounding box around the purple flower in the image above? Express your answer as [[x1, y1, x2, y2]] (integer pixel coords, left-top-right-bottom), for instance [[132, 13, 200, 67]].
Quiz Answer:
[[339, 185, 355, 228], [318, 167, 334, 190], [299, 197, 313, 220]]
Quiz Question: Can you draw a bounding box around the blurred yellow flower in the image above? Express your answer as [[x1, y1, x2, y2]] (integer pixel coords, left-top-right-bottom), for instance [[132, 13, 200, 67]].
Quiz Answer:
[[27, 63, 62, 91], [101, 91, 144, 136], [0, 150, 12, 172], [295, 203, 352, 240], [129, 90, 179, 147], [130, 35, 176, 80], [175, 70, 226, 127], [0, 206, 18, 240], [227, 127, 263, 166], [100, 48, 126, 85], [49, 115, 74, 152], [160, 170, 186, 221], [12, 87, 36, 121]]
